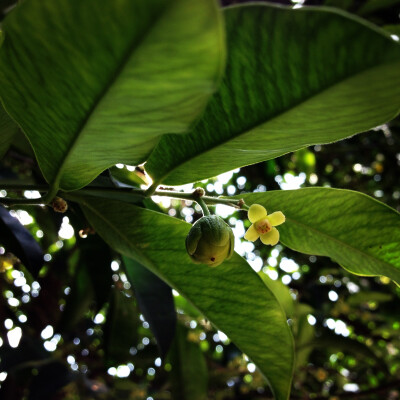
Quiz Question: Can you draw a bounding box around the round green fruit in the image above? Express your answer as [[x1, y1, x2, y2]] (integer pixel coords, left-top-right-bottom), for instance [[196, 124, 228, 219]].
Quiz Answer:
[[185, 215, 234, 267]]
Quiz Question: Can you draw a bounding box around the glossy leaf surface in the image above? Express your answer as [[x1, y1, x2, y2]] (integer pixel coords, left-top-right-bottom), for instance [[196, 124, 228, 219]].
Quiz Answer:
[[0, 0, 225, 191], [146, 4, 400, 185], [81, 198, 294, 400], [240, 188, 400, 284]]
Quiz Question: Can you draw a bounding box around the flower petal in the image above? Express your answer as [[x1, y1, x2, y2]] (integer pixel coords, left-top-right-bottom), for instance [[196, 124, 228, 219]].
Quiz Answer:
[[260, 227, 279, 246], [244, 224, 259, 242], [248, 204, 267, 223], [267, 211, 285, 226]]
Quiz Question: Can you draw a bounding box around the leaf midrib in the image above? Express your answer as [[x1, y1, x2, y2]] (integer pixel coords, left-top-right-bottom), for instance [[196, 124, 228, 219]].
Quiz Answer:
[[49, 2, 172, 192]]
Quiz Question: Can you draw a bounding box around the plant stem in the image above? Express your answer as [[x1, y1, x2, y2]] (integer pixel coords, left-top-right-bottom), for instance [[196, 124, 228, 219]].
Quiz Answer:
[[0, 183, 249, 210], [197, 197, 210, 216], [144, 181, 159, 197], [0, 197, 47, 206]]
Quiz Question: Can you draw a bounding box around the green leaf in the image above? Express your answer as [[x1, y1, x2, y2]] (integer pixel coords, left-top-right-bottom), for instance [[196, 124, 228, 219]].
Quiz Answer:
[[0, 0, 225, 191], [347, 291, 394, 306], [57, 261, 94, 332], [145, 4, 400, 185], [123, 256, 176, 359], [104, 288, 139, 367], [168, 323, 208, 400], [292, 304, 315, 369], [109, 166, 148, 188], [260, 273, 295, 319], [0, 103, 18, 159], [239, 188, 400, 284], [80, 198, 294, 400], [80, 235, 113, 308]]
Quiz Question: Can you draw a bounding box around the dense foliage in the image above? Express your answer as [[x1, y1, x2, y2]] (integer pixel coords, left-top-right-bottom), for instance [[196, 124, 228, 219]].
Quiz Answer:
[[0, 0, 400, 399]]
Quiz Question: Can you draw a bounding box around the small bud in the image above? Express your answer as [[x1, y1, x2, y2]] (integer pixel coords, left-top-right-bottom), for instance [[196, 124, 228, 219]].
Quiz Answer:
[[51, 197, 68, 213], [193, 187, 205, 198], [185, 215, 234, 267]]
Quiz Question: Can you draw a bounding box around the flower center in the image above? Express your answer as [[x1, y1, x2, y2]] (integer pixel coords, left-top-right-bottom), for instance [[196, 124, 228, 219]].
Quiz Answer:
[[255, 218, 272, 234]]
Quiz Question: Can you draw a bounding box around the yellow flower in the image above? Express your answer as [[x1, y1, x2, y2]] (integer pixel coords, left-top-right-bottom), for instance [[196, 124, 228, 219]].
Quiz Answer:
[[244, 204, 285, 246]]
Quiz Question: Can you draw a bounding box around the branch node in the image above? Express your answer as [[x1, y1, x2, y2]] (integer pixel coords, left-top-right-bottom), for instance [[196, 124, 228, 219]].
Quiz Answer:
[[192, 187, 205, 198], [51, 197, 68, 213]]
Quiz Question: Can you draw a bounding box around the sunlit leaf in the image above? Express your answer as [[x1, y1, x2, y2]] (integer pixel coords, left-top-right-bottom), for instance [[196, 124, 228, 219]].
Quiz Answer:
[[0, 0, 225, 191], [239, 188, 400, 284], [260, 273, 295, 319], [146, 4, 400, 185], [80, 198, 294, 400], [109, 166, 148, 188]]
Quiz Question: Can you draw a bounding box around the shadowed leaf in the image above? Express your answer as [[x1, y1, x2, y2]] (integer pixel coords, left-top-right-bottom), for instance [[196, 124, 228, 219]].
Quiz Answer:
[[123, 256, 176, 359], [0, 205, 43, 276]]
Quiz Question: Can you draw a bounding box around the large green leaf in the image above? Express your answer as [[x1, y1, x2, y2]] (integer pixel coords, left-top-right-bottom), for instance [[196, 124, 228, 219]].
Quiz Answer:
[[0, 103, 18, 159], [0, 0, 225, 191], [80, 198, 294, 400], [145, 4, 400, 185], [239, 188, 400, 284]]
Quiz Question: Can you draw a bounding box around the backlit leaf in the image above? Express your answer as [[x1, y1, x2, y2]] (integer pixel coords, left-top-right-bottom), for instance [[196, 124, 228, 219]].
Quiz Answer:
[[80, 198, 294, 400], [0, 0, 225, 191], [146, 4, 400, 185], [240, 188, 400, 284]]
